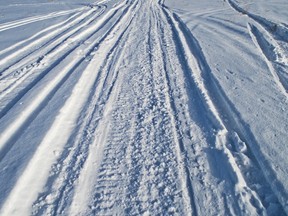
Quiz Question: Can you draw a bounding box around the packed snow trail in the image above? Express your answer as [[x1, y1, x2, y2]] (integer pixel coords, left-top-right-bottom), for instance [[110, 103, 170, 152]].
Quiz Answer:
[[0, 0, 287, 215]]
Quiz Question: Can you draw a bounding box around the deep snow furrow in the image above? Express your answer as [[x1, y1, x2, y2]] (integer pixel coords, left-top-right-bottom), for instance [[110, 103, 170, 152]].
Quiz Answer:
[[0, 49, 84, 163], [32, 1, 140, 215], [1, 0, 286, 215], [68, 1, 187, 214], [32, 3, 138, 212], [158, 8, 236, 215], [162, 5, 266, 215], [31, 55, 119, 214], [226, 0, 288, 97], [0, 0, 139, 214], [0, 8, 102, 99], [151, 2, 238, 215], [70, 1, 139, 215], [155, 3, 242, 215], [32, 24, 128, 214], [0, 8, 82, 32], [0, 7, 101, 76], [0, 7, 105, 85], [192, 14, 287, 97], [247, 23, 288, 95], [0, 0, 133, 163], [162, 6, 286, 215], [0, 11, 81, 58], [227, 0, 288, 43], [0, 2, 129, 120]]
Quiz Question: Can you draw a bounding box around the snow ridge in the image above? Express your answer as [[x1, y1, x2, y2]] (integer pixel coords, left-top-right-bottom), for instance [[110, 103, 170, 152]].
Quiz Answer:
[[0, 0, 287, 215]]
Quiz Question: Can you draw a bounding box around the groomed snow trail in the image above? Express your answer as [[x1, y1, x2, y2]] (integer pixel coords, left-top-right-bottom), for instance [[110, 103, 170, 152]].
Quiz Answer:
[[0, 0, 287, 215]]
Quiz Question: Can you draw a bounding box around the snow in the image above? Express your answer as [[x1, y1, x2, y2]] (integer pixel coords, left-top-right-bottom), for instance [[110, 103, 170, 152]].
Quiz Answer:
[[0, 0, 287, 215]]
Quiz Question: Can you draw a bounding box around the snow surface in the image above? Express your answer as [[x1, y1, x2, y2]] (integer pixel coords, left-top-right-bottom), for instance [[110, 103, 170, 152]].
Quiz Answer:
[[0, 0, 287, 215]]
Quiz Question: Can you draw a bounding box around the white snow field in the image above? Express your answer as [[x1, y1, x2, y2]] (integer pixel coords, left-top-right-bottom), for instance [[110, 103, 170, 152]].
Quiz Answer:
[[0, 0, 287, 215]]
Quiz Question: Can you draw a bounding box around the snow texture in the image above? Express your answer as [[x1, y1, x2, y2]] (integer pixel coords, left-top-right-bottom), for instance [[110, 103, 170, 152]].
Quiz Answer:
[[0, 0, 287, 215]]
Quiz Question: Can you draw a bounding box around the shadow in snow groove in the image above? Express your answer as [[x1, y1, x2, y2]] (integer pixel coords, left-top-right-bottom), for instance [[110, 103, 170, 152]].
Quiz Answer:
[[155, 3, 200, 215], [0, 8, 82, 33], [227, 0, 288, 97], [0, 1, 128, 165], [247, 23, 288, 95], [0, 8, 108, 120], [0, 7, 109, 101], [31, 1, 139, 215], [166, 7, 287, 214], [0, 2, 133, 115], [227, 0, 288, 43], [0, 8, 98, 78]]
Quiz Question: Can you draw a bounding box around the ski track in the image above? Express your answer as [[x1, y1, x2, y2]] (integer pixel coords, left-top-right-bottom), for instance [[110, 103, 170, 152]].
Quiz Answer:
[[164, 6, 287, 215], [0, 1, 128, 120], [0, 8, 84, 33], [33, 0, 140, 215], [0, 6, 106, 84], [227, 0, 288, 97], [247, 23, 288, 95], [0, 0, 128, 179], [0, 0, 287, 215], [0, 7, 99, 75], [0, 11, 81, 57], [159, 3, 263, 216], [227, 0, 288, 42]]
